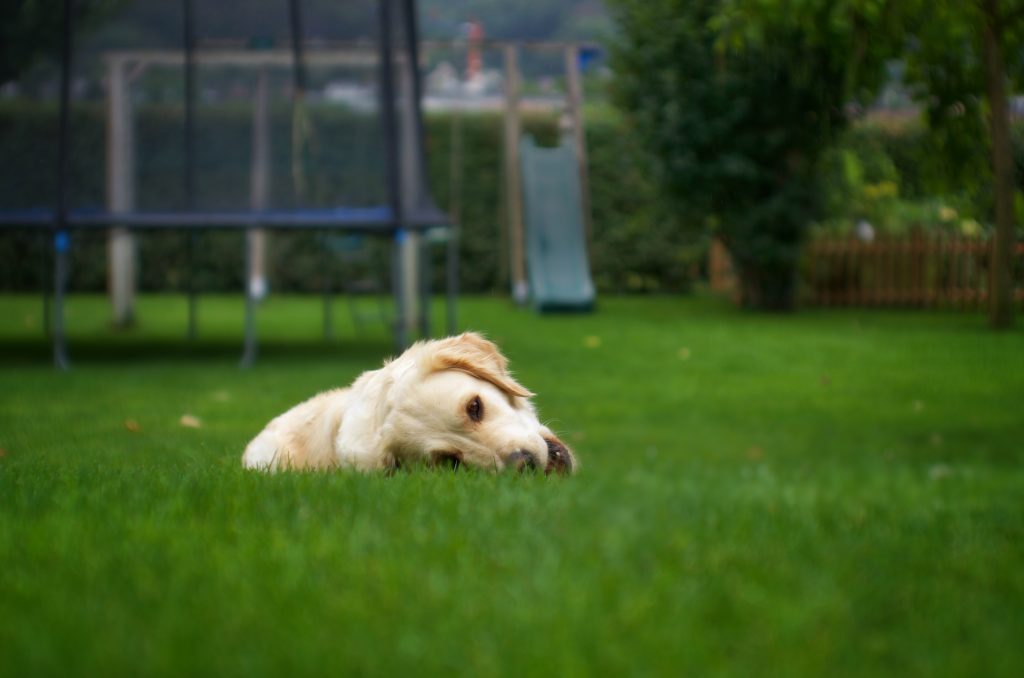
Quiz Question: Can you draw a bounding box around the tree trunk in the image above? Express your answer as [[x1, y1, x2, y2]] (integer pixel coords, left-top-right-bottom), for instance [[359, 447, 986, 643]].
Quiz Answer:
[[737, 259, 798, 311], [982, 0, 1015, 329]]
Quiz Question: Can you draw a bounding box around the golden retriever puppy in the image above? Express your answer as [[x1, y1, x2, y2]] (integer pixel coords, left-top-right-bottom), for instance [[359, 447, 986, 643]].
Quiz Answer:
[[242, 332, 576, 474]]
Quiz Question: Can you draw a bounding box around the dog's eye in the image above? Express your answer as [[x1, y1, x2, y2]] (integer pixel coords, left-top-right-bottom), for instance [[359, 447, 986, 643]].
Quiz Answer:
[[466, 395, 484, 422]]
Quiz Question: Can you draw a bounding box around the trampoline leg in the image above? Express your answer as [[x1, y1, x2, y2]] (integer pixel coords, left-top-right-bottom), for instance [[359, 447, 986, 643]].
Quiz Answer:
[[323, 292, 333, 341], [187, 233, 198, 341], [53, 231, 70, 370], [419, 232, 431, 338], [446, 224, 458, 335], [322, 232, 333, 341], [241, 294, 257, 368], [188, 293, 198, 341], [392, 230, 408, 351], [53, 0, 72, 368], [42, 231, 51, 337], [240, 231, 258, 368]]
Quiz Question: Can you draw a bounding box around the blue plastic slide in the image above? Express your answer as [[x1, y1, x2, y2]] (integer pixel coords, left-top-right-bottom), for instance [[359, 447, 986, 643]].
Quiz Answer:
[[518, 135, 595, 312]]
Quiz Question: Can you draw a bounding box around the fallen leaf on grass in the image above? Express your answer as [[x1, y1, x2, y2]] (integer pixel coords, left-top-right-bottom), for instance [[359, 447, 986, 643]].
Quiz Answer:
[[820, 374, 831, 386], [678, 347, 691, 360], [747, 445, 764, 461], [0, 448, 7, 458], [583, 335, 601, 349], [179, 414, 202, 429], [123, 419, 141, 433]]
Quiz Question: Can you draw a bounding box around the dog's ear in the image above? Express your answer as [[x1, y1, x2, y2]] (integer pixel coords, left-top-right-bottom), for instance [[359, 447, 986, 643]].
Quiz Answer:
[[427, 332, 533, 398]]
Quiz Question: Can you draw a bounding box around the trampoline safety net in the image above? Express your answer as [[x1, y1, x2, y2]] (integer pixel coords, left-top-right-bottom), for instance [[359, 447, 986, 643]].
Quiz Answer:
[[0, 0, 453, 365]]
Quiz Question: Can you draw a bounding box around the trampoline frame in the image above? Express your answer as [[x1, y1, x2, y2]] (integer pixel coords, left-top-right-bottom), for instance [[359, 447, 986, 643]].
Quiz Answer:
[[0, 0, 455, 368]]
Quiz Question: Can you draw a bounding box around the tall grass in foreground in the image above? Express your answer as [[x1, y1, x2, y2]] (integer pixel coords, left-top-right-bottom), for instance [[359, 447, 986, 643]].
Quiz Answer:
[[1, 294, 1022, 676]]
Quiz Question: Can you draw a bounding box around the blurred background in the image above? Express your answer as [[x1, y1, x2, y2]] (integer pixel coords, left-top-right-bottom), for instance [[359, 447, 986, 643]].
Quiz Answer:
[[2, 0, 1020, 326]]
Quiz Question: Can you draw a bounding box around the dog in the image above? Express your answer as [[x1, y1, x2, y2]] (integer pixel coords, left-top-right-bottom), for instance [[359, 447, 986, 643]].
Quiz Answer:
[[242, 332, 576, 474]]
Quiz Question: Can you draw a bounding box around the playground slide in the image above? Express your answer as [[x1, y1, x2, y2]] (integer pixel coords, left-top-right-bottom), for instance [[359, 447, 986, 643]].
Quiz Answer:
[[518, 135, 595, 312]]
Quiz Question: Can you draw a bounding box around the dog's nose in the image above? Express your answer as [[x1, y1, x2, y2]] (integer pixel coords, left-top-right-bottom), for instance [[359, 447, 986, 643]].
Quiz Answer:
[[545, 438, 574, 476], [505, 450, 538, 473]]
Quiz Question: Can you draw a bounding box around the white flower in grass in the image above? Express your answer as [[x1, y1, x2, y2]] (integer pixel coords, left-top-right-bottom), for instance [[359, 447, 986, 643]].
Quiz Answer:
[[179, 414, 202, 429]]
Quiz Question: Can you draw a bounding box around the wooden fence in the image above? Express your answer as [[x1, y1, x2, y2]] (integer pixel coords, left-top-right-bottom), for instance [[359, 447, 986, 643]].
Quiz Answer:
[[709, 234, 1024, 309]]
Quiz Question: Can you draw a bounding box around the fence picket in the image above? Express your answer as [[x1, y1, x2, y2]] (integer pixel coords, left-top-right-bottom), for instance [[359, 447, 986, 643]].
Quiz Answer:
[[713, 233, 1022, 310]]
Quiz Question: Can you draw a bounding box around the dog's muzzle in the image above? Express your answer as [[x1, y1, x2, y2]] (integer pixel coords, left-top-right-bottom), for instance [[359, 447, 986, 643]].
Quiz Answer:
[[506, 450, 539, 473]]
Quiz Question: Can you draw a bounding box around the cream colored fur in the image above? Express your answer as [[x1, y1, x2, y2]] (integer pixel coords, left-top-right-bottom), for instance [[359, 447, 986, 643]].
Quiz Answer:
[[242, 332, 576, 473]]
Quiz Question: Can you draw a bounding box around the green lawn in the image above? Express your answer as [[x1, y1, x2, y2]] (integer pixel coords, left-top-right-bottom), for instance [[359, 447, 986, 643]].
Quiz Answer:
[[1, 294, 1023, 677]]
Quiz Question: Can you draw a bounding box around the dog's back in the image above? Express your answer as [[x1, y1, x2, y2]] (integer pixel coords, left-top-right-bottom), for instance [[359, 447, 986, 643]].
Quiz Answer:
[[242, 387, 351, 470]]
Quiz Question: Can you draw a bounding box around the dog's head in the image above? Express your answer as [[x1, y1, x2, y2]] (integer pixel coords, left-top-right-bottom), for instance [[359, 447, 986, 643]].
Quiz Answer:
[[377, 332, 576, 474]]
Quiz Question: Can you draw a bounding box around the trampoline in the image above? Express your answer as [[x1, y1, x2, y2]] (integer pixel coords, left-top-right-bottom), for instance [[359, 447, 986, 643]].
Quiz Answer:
[[0, 0, 454, 367]]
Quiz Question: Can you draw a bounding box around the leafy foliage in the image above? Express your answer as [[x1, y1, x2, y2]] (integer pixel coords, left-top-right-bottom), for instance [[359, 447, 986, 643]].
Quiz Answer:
[[608, 0, 895, 309], [816, 119, 994, 238], [893, 0, 1024, 327]]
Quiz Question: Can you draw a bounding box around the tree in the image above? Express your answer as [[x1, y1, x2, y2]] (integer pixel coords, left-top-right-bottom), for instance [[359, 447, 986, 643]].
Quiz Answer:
[[900, 0, 1021, 329], [608, 0, 894, 310], [980, 1, 1018, 329]]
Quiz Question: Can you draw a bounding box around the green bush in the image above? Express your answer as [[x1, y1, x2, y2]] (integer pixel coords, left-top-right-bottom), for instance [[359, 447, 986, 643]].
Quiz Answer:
[[608, 0, 889, 311], [816, 115, 1024, 239]]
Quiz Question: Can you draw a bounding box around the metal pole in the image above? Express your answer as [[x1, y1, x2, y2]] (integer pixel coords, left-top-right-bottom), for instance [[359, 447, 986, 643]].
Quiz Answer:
[[242, 67, 270, 368], [107, 55, 136, 328], [53, 0, 74, 369], [446, 106, 462, 335], [41, 231, 50, 336], [502, 44, 526, 304], [241, 229, 257, 367], [247, 68, 269, 302], [288, 0, 309, 202], [184, 0, 198, 340], [446, 225, 458, 336], [391, 230, 407, 350], [445, 37, 466, 336], [288, 0, 331, 341], [400, 0, 428, 336], [564, 44, 593, 259], [322, 232, 334, 341], [379, 0, 408, 350], [288, 0, 308, 93], [419, 233, 431, 338], [392, 0, 419, 342], [54, 233, 70, 369]]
